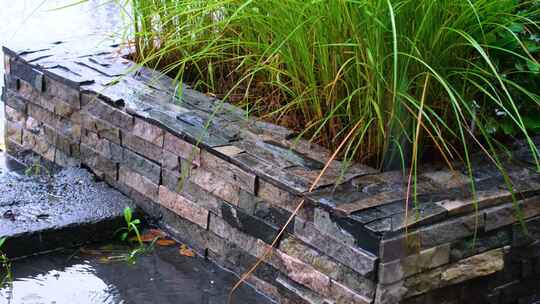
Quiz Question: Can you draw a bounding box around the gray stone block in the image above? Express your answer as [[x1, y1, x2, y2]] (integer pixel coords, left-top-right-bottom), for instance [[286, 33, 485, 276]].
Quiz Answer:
[[82, 98, 133, 130], [118, 166, 159, 201], [294, 217, 377, 278], [201, 150, 256, 194], [380, 213, 484, 262], [81, 130, 122, 162], [80, 144, 117, 180], [121, 148, 161, 184]]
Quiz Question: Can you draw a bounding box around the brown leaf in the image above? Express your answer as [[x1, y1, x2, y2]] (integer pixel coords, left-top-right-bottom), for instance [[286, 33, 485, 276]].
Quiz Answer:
[[156, 239, 177, 246], [80, 247, 103, 256], [179, 244, 195, 257], [136, 229, 167, 243], [98, 257, 112, 264]]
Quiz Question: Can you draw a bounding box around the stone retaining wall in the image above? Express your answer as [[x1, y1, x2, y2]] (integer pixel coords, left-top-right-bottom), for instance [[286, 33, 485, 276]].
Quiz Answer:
[[3, 40, 540, 304]]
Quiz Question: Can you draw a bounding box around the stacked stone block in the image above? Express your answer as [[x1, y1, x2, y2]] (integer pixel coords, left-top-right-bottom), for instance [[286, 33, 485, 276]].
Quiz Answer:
[[3, 40, 540, 304]]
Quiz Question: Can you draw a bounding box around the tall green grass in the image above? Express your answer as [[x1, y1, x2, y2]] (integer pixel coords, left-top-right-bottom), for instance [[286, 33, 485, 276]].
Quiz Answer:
[[124, 0, 540, 171]]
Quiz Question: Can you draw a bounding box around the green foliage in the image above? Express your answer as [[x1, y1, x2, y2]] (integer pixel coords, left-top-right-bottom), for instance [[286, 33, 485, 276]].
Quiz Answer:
[[117, 207, 143, 246], [114, 207, 156, 264], [0, 237, 12, 286], [24, 158, 50, 177], [484, 1, 540, 136], [123, 0, 540, 173]]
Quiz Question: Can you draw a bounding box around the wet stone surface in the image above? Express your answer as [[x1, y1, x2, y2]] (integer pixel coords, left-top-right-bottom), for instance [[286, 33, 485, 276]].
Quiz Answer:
[[0, 152, 132, 257]]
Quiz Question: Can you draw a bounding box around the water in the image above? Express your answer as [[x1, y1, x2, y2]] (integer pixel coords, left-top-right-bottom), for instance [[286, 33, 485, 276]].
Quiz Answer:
[[0, 243, 272, 304], [0, 0, 124, 147]]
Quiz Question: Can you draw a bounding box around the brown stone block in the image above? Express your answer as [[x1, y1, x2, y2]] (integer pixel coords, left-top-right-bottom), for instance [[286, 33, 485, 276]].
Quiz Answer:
[[279, 236, 375, 299], [22, 130, 55, 161], [58, 133, 76, 156], [163, 132, 200, 166], [44, 76, 80, 108], [5, 138, 25, 156], [121, 148, 161, 184], [25, 116, 41, 134], [81, 130, 122, 162], [246, 275, 280, 303], [122, 132, 162, 164], [53, 98, 79, 124], [27, 103, 56, 129], [208, 214, 370, 303], [201, 150, 256, 194], [19, 79, 73, 114], [80, 111, 120, 144], [17, 80, 41, 105], [5, 120, 23, 144], [118, 166, 158, 201], [5, 106, 25, 126], [56, 115, 81, 141], [162, 169, 224, 216], [258, 180, 311, 220], [158, 186, 209, 229], [133, 117, 164, 147], [436, 189, 513, 216], [80, 144, 117, 180], [189, 167, 241, 205], [422, 170, 471, 189], [214, 145, 244, 157], [267, 243, 371, 304], [375, 248, 504, 303]]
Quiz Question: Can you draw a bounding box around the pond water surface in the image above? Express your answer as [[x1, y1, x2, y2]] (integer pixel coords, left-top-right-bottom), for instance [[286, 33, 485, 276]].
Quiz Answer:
[[0, 242, 271, 304]]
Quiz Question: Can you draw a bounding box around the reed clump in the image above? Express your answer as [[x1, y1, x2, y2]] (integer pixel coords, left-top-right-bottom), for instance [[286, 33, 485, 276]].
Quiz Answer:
[[125, 0, 540, 170]]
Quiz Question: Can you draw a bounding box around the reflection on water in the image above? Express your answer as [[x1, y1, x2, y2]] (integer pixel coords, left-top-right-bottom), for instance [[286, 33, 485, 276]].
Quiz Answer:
[[0, 243, 272, 304], [1, 264, 118, 304], [0, 0, 124, 147]]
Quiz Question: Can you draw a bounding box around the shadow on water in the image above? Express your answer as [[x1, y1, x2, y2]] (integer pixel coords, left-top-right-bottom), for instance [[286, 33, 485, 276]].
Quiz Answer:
[[0, 153, 26, 176], [0, 243, 272, 304]]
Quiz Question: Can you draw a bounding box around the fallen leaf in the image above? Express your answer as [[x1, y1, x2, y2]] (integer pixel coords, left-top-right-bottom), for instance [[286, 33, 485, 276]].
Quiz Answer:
[[179, 244, 195, 257], [134, 229, 167, 243], [98, 257, 112, 264], [156, 239, 177, 246]]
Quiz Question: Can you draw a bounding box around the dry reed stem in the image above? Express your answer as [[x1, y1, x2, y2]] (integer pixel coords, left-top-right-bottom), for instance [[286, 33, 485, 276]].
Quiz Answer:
[[227, 119, 365, 303]]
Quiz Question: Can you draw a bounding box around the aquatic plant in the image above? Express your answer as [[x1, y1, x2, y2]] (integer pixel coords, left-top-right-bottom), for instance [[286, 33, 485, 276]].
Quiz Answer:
[[114, 207, 159, 264], [0, 238, 12, 286], [24, 158, 50, 177], [117, 207, 143, 246]]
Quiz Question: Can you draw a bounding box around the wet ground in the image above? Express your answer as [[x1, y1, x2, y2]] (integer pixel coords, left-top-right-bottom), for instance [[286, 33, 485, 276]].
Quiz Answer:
[[0, 2, 272, 303]]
